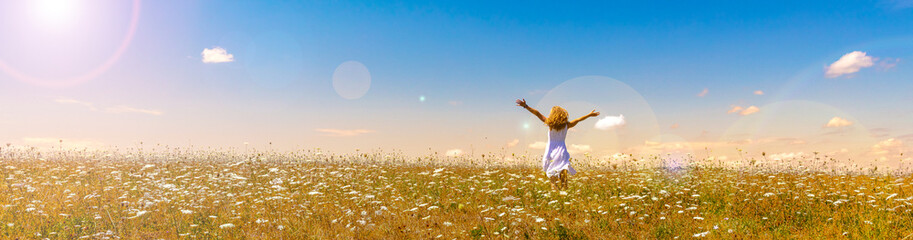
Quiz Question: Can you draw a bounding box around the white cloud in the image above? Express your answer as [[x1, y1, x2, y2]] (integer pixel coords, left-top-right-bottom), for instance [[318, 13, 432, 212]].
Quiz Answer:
[[639, 140, 693, 152], [314, 128, 375, 137], [825, 51, 875, 78], [871, 138, 904, 155], [55, 98, 97, 111], [697, 88, 708, 97], [594, 114, 625, 130], [768, 152, 805, 161], [824, 117, 854, 128], [739, 106, 759, 116], [201, 47, 235, 63], [445, 149, 464, 157], [569, 144, 591, 153], [754, 90, 764, 95], [878, 58, 900, 71], [727, 105, 759, 116], [528, 141, 546, 149], [624, 140, 733, 154], [106, 105, 163, 116], [506, 139, 519, 148]]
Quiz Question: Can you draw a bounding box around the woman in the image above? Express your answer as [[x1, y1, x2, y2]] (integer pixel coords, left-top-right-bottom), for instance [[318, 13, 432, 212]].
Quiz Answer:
[[516, 98, 599, 189]]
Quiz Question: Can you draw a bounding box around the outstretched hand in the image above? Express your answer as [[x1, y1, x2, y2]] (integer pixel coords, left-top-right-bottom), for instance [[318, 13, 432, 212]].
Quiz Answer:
[[518, 98, 547, 122], [516, 98, 528, 108], [589, 109, 600, 117]]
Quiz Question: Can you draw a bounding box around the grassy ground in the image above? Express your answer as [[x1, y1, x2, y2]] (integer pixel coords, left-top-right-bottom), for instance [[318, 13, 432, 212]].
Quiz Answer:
[[1, 150, 912, 239]]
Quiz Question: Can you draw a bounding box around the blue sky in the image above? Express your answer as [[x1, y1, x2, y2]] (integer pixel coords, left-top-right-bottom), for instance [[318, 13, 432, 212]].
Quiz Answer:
[[0, 0, 911, 162]]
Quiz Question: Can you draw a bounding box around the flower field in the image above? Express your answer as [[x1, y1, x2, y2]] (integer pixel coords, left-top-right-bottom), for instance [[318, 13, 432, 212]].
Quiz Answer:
[[1, 149, 911, 239]]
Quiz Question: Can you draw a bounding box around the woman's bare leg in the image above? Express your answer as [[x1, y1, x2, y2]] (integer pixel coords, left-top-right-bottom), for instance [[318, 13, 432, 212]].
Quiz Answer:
[[559, 169, 568, 189], [549, 175, 560, 190]]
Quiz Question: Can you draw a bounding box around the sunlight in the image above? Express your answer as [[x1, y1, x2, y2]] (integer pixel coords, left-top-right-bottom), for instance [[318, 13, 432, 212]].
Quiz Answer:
[[0, 0, 141, 87], [332, 61, 372, 100], [29, 0, 81, 28], [526, 76, 661, 155]]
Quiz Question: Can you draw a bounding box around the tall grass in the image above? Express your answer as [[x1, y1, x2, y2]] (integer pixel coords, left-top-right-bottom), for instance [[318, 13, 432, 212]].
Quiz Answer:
[[0, 147, 911, 239]]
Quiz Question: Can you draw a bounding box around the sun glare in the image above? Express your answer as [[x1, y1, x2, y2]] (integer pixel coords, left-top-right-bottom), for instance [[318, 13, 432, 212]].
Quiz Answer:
[[30, 0, 81, 28], [1, 0, 141, 87]]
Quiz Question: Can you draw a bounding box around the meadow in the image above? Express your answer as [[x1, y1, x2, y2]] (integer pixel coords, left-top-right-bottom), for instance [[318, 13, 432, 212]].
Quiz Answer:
[[1, 147, 911, 239]]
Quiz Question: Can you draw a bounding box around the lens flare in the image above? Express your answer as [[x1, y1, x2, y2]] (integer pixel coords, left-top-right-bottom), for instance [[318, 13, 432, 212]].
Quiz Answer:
[[0, 0, 141, 87], [523, 76, 661, 156], [332, 61, 371, 100], [720, 100, 876, 162], [30, 0, 80, 28]]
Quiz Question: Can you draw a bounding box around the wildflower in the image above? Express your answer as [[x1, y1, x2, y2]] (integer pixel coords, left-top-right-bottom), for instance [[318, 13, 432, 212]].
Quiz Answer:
[[128, 211, 148, 219], [219, 223, 235, 229], [270, 178, 283, 185]]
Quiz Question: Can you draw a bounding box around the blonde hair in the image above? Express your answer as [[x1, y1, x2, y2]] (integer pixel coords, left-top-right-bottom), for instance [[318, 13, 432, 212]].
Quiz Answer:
[[545, 106, 568, 130]]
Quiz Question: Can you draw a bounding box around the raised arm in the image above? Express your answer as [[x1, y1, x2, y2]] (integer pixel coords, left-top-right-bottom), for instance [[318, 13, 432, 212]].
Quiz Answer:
[[568, 109, 600, 128], [516, 98, 546, 123]]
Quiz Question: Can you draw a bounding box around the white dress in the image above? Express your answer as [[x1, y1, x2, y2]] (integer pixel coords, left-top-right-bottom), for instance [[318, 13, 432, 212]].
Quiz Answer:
[[542, 127, 576, 178]]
